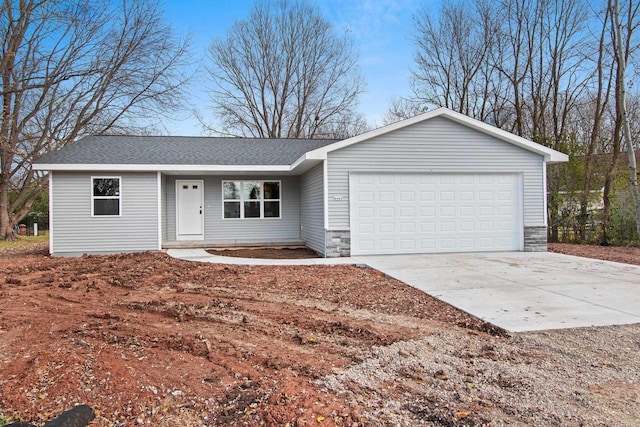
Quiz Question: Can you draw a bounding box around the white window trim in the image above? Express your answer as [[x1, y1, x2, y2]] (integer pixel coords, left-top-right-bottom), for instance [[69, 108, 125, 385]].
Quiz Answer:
[[222, 180, 282, 220], [91, 176, 122, 217]]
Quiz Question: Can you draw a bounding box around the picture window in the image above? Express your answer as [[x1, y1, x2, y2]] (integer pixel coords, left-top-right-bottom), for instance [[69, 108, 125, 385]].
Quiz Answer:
[[222, 181, 281, 219]]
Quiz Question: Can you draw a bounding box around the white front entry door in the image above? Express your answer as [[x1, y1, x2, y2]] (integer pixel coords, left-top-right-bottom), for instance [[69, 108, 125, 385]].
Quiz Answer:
[[176, 180, 204, 240], [350, 173, 523, 255]]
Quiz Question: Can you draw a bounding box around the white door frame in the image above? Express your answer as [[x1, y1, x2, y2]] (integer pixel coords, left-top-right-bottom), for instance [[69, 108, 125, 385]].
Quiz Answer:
[[176, 179, 204, 240]]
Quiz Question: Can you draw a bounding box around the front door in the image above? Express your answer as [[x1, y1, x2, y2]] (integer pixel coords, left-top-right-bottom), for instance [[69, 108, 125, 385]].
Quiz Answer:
[[176, 180, 204, 240]]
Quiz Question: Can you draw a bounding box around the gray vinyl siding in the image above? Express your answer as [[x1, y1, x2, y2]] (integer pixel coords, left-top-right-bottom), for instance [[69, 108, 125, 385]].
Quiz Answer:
[[300, 163, 325, 255], [164, 175, 301, 245], [327, 116, 545, 229], [51, 172, 159, 255]]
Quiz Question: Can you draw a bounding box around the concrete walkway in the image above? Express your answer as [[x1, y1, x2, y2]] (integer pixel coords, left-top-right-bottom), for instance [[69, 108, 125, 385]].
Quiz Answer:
[[167, 248, 362, 266], [357, 252, 640, 332]]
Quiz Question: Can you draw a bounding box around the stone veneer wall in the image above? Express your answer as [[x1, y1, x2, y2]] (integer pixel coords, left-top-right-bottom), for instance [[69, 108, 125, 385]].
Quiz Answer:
[[324, 227, 547, 256], [325, 230, 351, 257], [524, 226, 547, 252]]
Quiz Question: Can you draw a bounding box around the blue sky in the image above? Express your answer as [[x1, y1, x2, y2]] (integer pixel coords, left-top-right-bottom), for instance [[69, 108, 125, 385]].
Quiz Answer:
[[161, 0, 435, 135]]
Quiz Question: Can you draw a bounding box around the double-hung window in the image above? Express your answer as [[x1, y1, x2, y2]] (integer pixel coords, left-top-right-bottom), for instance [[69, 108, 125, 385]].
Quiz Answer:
[[92, 177, 121, 216], [223, 181, 281, 219]]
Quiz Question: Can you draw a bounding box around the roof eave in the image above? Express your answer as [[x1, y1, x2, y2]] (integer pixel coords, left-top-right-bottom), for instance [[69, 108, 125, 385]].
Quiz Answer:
[[32, 163, 293, 172], [546, 152, 570, 164]]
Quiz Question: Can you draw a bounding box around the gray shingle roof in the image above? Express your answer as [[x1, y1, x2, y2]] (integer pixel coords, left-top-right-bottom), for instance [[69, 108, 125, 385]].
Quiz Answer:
[[37, 135, 339, 165]]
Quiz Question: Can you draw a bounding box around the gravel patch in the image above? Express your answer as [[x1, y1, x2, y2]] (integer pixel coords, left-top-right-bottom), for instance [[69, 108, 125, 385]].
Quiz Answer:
[[320, 324, 640, 426]]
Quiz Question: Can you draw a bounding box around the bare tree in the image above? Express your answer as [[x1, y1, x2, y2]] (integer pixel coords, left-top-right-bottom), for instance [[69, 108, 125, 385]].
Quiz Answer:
[[490, 0, 538, 135], [608, 0, 640, 241], [316, 110, 369, 139], [0, 0, 190, 240], [206, 0, 364, 138], [524, 0, 590, 242], [382, 97, 427, 125], [411, 0, 501, 122], [576, 4, 615, 241]]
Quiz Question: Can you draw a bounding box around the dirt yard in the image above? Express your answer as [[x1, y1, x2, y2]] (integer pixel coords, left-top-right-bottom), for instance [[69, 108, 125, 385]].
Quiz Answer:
[[549, 242, 640, 266], [207, 247, 320, 259], [0, 243, 639, 426]]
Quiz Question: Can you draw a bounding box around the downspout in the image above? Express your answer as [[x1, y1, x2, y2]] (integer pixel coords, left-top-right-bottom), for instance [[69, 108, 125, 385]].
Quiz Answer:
[[322, 160, 329, 257], [543, 160, 548, 226], [157, 171, 162, 250], [49, 171, 54, 255]]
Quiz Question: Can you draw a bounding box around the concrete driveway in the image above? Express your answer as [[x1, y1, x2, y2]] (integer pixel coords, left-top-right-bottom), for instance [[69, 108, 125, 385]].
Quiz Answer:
[[355, 252, 640, 332]]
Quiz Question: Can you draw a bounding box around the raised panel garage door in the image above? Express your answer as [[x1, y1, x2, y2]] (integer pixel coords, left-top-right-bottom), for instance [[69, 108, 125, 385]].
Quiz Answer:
[[350, 173, 522, 255]]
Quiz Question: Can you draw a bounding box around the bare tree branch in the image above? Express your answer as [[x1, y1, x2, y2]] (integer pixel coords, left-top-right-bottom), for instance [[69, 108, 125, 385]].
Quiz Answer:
[[205, 0, 365, 139], [0, 0, 191, 239]]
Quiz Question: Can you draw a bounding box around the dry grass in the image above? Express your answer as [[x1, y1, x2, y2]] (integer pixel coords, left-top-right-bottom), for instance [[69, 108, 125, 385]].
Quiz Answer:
[[0, 234, 48, 256]]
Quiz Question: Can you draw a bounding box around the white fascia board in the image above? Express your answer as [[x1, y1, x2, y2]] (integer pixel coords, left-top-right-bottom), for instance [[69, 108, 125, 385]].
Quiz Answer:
[[303, 107, 569, 163], [546, 151, 570, 163], [302, 149, 328, 161], [32, 163, 292, 172], [290, 153, 309, 170], [289, 155, 325, 174]]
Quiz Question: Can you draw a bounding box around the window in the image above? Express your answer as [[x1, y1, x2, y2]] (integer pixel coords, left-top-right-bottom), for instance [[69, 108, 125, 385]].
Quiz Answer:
[[92, 177, 120, 216], [263, 181, 280, 218], [223, 181, 280, 219]]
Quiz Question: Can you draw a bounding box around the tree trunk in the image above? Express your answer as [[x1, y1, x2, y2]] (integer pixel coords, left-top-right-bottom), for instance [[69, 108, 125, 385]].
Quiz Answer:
[[612, 0, 640, 241], [0, 179, 17, 241], [579, 5, 612, 243], [547, 164, 561, 243], [601, 131, 621, 245]]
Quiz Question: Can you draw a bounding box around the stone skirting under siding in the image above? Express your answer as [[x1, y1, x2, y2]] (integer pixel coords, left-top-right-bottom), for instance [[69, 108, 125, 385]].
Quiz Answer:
[[325, 230, 351, 257], [524, 226, 547, 252], [323, 227, 547, 256]]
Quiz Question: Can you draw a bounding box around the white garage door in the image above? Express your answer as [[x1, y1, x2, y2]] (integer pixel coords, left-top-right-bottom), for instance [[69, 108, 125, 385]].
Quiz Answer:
[[350, 173, 522, 255]]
